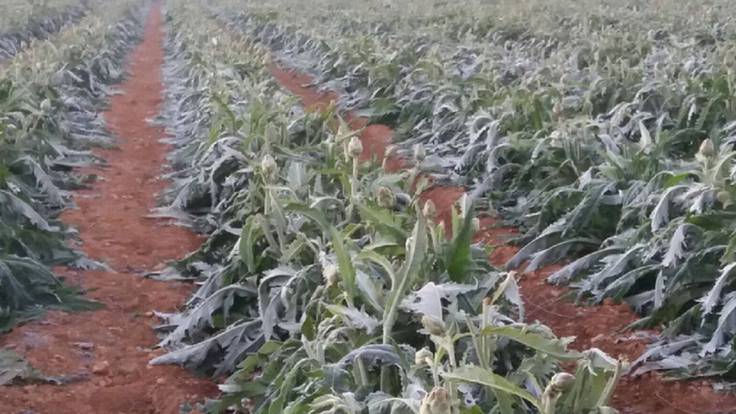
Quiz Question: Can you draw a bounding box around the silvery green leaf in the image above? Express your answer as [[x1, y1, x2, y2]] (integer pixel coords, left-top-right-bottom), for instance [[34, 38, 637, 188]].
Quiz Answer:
[[400, 281, 475, 321], [548, 247, 624, 285], [505, 230, 561, 270], [650, 185, 688, 232], [526, 238, 599, 272], [584, 245, 646, 294], [703, 293, 736, 354], [662, 224, 695, 268], [159, 285, 253, 346], [151, 319, 264, 376], [700, 262, 736, 317], [0, 190, 52, 232], [337, 344, 402, 369], [630, 336, 698, 376], [325, 304, 380, 334]]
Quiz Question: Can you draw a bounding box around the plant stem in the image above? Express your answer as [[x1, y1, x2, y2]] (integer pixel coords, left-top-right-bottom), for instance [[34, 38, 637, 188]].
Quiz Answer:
[[355, 359, 369, 387]]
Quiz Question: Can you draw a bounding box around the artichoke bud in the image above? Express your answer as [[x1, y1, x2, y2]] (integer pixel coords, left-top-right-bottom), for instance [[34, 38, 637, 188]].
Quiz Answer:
[[40, 99, 52, 113], [548, 372, 575, 393], [322, 263, 339, 287], [376, 186, 396, 209], [419, 387, 451, 414], [348, 136, 363, 158], [552, 100, 563, 117], [698, 138, 716, 158], [413, 144, 426, 163], [423, 200, 437, 220], [549, 130, 563, 147], [421, 315, 447, 336], [414, 347, 434, 366], [471, 217, 481, 233], [261, 154, 278, 182]]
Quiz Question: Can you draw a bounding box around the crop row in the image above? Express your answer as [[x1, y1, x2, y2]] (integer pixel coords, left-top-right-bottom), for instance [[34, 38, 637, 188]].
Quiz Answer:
[[0, 0, 97, 61], [193, 0, 736, 384], [0, 0, 146, 331], [151, 0, 624, 413]]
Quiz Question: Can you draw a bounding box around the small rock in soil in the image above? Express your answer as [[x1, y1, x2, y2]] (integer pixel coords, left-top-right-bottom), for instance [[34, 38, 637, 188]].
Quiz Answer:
[[92, 360, 110, 375], [591, 333, 607, 344], [73, 342, 95, 350]]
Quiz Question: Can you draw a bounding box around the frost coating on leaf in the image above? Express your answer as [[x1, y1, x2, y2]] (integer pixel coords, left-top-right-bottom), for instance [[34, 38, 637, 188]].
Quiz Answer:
[[400, 281, 476, 322]]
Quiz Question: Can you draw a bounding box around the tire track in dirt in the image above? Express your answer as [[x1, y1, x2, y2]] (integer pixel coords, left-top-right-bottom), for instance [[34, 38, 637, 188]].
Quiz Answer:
[[0, 5, 217, 414], [268, 65, 736, 414]]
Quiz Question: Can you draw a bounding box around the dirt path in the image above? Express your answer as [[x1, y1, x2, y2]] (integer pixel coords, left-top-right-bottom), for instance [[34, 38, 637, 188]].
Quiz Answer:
[[0, 5, 216, 414], [269, 65, 736, 414]]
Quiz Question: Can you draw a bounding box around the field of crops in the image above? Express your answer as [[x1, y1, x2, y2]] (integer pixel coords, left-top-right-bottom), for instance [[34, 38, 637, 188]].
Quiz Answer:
[[2, 0, 736, 413]]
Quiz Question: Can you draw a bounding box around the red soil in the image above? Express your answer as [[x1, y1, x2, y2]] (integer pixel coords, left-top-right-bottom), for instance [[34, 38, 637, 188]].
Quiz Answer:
[[269, 65, 405, 172], [269, 65, 736, 414], [419, 185, 466, 231], [0, 5, 217, 413]]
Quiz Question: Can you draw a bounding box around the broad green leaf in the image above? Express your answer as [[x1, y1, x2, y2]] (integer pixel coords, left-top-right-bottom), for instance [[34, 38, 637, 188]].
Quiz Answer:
[[443, 365, 542, 411], [447, 196, 475, 282], [382, 208, 428, 343], [478, 326, 580, 360]]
